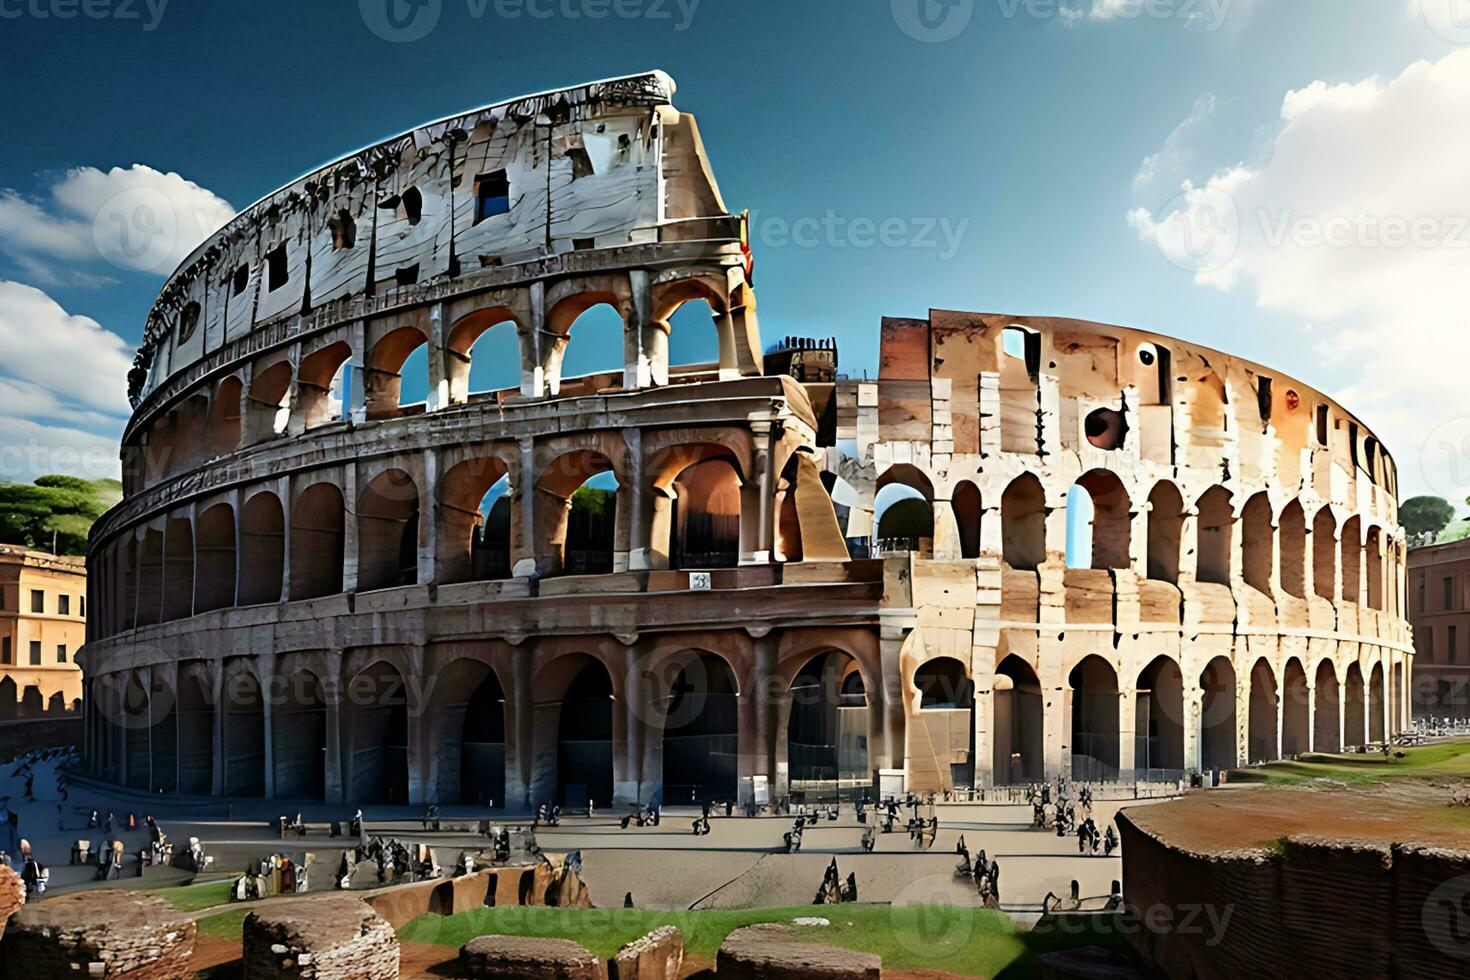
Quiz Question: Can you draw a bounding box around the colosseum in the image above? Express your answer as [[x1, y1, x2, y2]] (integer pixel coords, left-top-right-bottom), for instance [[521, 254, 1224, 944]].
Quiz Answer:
[[79, 72, 1412, 808]]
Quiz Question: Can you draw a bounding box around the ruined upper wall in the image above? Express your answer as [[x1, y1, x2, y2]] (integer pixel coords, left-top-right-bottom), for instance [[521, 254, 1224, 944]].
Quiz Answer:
[[130, 71, 725, 418]]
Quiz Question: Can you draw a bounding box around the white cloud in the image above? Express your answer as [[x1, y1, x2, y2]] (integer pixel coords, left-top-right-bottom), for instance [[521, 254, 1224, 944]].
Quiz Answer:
[[1133, 94, 1219, 195], [0, 164, 233, 276], [1060, 0, 1239, 30], [1128, 48, 1470, 501], [0, 282, 131, 481]]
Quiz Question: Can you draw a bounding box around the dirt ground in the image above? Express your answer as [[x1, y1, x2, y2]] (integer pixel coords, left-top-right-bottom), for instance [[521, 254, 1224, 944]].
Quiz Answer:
[[1120, 779, 1470, 853]]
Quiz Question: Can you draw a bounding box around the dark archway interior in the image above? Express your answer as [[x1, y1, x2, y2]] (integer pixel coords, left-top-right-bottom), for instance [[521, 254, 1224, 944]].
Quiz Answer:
[[223, 669, 265, 797], [1248, 660, 1278, 764], [788, 652, 868, 801], [274, 671, 326, 801], [1200, 658, 1236, 771], [993, 655, 1043, 785], [177, 672, 213, 795], [556, 659, 614, 808], [661, 653, 739, 805], [1282, 661, 1310, 757], [1135, 657, 1185, 773], [349, 663, 409, 804], [1070, 656, 1119, 780], [460, 670, 506, 806]]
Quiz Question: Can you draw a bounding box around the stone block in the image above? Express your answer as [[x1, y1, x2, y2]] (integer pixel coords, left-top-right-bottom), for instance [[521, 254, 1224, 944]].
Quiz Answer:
[[1, 890, 195, 979], [716, 924, 881, 979], [242, 895, 398, 980], [458, 935, 606, 979], [609, 925, 683, 980]]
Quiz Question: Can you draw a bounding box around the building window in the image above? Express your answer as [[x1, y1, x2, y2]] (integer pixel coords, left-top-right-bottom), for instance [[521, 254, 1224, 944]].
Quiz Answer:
[[80, 596, 85, 617], [1451, 626, 1460, 666], [1, 638, 9, 665], [1446, 576, 1455, 611], [329, 210, 357, 250], [232, 264, 249, 296], [28, 641, 40, 666], [58, 595, 69, 616], [265, 243, 288, 291], [29, 590, 43, 614], [56, 644, 66, 664], [474, 171, 510, 223]]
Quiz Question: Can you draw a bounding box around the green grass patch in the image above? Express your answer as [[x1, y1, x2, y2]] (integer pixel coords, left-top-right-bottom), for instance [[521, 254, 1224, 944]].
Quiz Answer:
[[1231, 739, 1470, 786], [195, 908, 251, 941], [397, 904, 1128, 978], [146, 879, 236, 912]]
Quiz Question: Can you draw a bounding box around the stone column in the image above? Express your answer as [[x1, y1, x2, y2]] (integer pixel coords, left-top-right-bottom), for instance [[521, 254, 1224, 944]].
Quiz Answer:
[[512, 438, 538, 578], [739, 633, 778, 805], [508, 644, 534, 808], [426, 301, 450, 412], [1118, 688, 1137, 778], [347, 320, 368, 424], [1275, 681, 1284, 760], [1305, 681, 1316, 754], [1184, 687, 1203, 774]]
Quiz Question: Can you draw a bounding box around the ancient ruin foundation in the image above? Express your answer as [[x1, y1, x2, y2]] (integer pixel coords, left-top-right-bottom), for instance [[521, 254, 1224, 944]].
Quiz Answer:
[[1, 890, 195, 979], [241, 895, 398, 980], [80, 73, 1411, 806]]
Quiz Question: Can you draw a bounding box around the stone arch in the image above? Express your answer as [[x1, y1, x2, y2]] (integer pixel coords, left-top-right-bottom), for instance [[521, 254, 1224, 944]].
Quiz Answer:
[[874, 464, 935, 554], [1200, 656, 1237, 771], [1314, 659, 1341, 753], [239, 490, 285, 605], [222, 661, 265, 796], [1279, 499, 1307, 599], [1068, 469, 1131, 570], [651, 275, 732, 380], [1248, 657, 1278, 764], [447, 307, 521, 402], [1241, 492, 1274, 595], [296, 340, 352, 430], [208, 376, 242, 456], [785, 649, 870, 802], [1001, 473, 1047, 571], [1136, 655, 1185, 773], [345, 659, 410, 804], [1195, 486, 1234, 586], [1282, 658, 1310, 757], [194, 503, 236, 613], [911, 656, 975, 792], [536, 449, 619, 577], [545, 285, 632, 395], [176, 666, 214, 795], [1365, 526, 1385, 611], [272, 669, 327, 801], [1312, 506, 1337, 601], [953, 480, 983, 560], [135, 526, 164, 627], [364, 325, 428, 419], [993, 654, 1044, 784], [1368, 661, 1386, 742], [291, 482, 344, 600], [1341, 515, 1363, 604], [1147, 481, 1184, 583], [246, 360, 293, 443], [549, 654, 616, 808], [1344, 661, 1367, 748], [659, 651, 741, 805], [1069, 655, 1119, 780], [357, 468, 421, 592], [651, 448, 742, 571], [161, 516, 195, 622], [437, 456, 514, 584]]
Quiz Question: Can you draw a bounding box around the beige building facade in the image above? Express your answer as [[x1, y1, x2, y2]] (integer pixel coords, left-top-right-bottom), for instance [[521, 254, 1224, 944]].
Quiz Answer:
[[0, 546, 86, 714], [79, 73, 1411, 806], [1408, 537, 1470, 718]]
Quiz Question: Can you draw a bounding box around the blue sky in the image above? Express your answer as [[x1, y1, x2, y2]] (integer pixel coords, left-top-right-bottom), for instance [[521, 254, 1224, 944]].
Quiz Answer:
[[1, 0, 1467, 505]]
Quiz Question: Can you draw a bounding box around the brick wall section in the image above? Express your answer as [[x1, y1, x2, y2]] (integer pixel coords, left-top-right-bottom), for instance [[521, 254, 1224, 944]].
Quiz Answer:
[[1117, 811, 1470, 979], [716, 924, 882, 980], [458, 935, 607, 979], [0, 890, 195, 979], [241, 895, 398, 980], [609, 926, 684, 980]]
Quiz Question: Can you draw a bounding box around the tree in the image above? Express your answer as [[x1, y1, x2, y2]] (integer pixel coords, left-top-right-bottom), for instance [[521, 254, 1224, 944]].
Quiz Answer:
[[0, 476, 122, 556], [1401, 496, 1456, 547]]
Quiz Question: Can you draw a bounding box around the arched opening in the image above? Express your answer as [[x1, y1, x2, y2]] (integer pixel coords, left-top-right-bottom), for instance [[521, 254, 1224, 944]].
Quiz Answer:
[[1341, 516, 1363, 604], [273, 670, 326, 801], [1314, 660, 1341, 753], [1368, 662, 1386, 742], [1241, 492, 1274, 595], [1069, 656, 1119, 780], [787, 651, 869, 802], [874, 465, 934, 556], [239, 491, 284, 605], [993, 655, 1044, 785], [537, 451, 618, 577], [1279, 500, 1307, 599], [346, 661, 409, 804], [1365, 527, 1384, 610], [1195, 486, 1234, 586], [438, 458, 512, 583], [1146, 481, 1184, 583], [1066, 470, 1130, 569], [660, 653, 740, 805], [548, 297, 626, 394], [0, 678, 15, 722], [457, 669, 506, 807], [357, 469, 421, 591], [194, 503, 236, 613], [208, 377, 242, 456], [1001, 473, 1046, 570], [671, 460, 741, 570], [246, 361, 292, 443], [364, 326, 428, 419], [1248, 658, 1278, 763], [147, 672, 177, 794], [555, 657, 615, 808], [913, 657, 975, 789], [952, 481, 983, 559], [290, 483, 344, 600], [1282, 659, 1309, 757], [161, 516, 194, 622], [136, 527, 164, 627], [1136, 656, 1185, 774], [296, 341, 352, 430], [448, 309, 521, 401], [999, 325, 1041, 453], [222, 665, 265, 796], [176, 670, 213, 795], [656, 282, 727, 376], [1199, 657, 1237, 771], [1312, 507, 1337, 600], [1344, 662, 1367, 748]]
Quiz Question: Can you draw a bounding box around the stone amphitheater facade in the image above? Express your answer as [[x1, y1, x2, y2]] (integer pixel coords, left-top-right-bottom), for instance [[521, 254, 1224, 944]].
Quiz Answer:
[[79, 72, 1412, 808]]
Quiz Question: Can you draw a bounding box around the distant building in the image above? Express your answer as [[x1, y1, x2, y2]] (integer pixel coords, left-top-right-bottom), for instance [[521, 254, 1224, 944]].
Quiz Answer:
[[1408, 538, 1470, 719], [0, 546, 85, 714]]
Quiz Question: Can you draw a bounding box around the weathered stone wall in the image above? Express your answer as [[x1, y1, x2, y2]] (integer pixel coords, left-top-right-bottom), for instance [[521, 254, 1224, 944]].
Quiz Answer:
[[0, 890, 195, 980], [241, 895, 397, 980], [458, 935, 606, 979], [716, 924, 881, 980]]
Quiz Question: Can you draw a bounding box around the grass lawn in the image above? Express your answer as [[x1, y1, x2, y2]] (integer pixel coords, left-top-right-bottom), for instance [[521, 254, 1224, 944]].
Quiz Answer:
[[397, 904, 1128, 978], [146, 878, 237, 912], [1231, 739, 1470, 786]]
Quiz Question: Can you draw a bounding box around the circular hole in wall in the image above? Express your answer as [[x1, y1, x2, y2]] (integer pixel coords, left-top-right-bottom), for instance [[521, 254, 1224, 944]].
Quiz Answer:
[[1085, 408, 1129, 451]]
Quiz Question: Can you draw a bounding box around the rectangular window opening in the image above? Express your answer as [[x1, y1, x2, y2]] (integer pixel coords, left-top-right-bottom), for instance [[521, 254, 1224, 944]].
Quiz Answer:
[[475, 171, 511, 224]]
